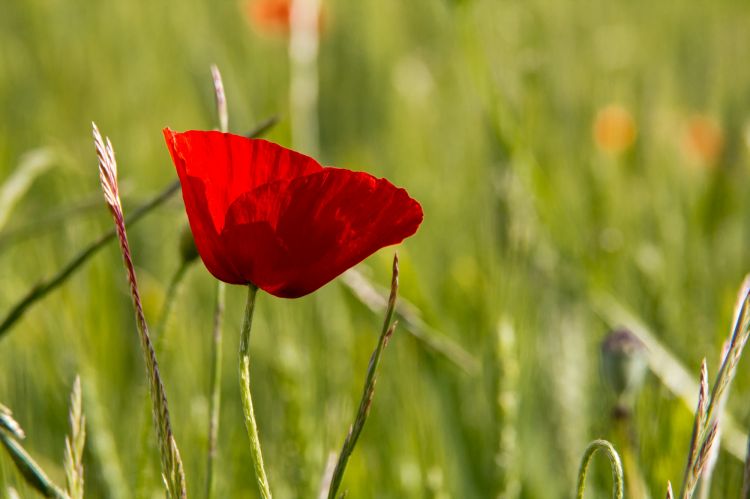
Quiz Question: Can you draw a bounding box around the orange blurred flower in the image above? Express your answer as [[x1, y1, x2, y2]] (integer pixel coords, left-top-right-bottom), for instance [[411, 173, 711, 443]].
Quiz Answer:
[[593, 104, 637, 155], [682, 115, 724, 166], [245, 0, 324, 35]]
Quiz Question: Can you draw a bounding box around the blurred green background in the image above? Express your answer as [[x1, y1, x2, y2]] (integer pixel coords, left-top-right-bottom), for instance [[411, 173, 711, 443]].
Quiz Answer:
[[2, 0, 750, 497]]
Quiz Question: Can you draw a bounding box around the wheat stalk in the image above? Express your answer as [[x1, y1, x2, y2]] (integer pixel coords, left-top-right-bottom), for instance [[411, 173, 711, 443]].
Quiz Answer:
[[93, 123, 187, 499], [64, 376, 86, 499]]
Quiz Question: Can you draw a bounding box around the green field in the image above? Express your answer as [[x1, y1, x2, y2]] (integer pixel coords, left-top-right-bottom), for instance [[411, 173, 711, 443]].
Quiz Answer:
[[3, 0, 750, 497]]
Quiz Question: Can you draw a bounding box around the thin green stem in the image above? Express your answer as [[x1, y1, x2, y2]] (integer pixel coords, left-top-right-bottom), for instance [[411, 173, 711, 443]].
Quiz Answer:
[[205, 281, 225, 499], [576, 439, 624, 499], [239, 284, 272, 499], [327, 255, 399, 499]]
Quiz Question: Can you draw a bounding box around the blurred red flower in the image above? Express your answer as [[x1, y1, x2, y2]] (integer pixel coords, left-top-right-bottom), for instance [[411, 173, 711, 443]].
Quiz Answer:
[[164, 129, 423, 298], [593, 104, 637, 155], [248, 0, 290, 32], [245, 0, 325, 35], [682, 115, 724, 166]]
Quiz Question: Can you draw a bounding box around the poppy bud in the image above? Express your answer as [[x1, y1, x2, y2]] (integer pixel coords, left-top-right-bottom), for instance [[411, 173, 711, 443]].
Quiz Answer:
[[179, 225, 200, 263], [601, 328, 647, 413]]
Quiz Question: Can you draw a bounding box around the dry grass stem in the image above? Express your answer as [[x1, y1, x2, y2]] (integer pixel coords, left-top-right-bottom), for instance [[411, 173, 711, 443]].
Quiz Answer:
[[93, 123, 187, 499]]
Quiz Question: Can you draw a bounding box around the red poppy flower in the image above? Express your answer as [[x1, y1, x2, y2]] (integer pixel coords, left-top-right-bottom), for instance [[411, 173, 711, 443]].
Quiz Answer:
[[163, 129, 423, 298], [244, 0, 326, 36]]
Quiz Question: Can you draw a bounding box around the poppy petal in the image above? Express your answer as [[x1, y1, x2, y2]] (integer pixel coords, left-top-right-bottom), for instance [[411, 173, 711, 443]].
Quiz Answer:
[[163, 128, 321, 232], [165, 129, 423, 297], [219, 168, 423, 297]]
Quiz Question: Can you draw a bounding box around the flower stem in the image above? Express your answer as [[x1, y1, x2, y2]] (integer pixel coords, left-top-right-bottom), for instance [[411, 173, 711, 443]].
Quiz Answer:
[[239, 284, 272, 499], [205, 281, 225, 499]]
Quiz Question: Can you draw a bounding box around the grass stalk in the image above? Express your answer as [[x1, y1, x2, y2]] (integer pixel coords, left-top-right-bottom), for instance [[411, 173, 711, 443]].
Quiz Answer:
[[575, 439, 624, 499], [93, 123, 186, 498], [0, 432, 67, 499], [0, 406, 67, 499], [327, 254, 400, 499], [0, 116, 277, 342], [205, 281, 225, 499], [679, 276, 750, 499], [238, 284, 272, 499], [63, 376, 85, 499], [204, 63, 228, 499], [133, 258, 192, 496], [495, 319, 519, 499]]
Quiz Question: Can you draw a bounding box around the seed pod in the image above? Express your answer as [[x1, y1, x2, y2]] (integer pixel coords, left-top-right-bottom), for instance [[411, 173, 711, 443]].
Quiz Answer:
[[601, 328, 648, 411]]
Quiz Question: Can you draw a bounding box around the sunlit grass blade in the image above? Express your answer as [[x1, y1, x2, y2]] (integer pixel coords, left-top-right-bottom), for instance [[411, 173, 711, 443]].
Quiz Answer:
[[0, 408, 67, 499], [327, 254, 400, 499], [0, 116, 278, 342], [575, 439, 624, 499], [93, 123, 186, 499], [0, 404, 24, 441], [63, 376, 85, 499]]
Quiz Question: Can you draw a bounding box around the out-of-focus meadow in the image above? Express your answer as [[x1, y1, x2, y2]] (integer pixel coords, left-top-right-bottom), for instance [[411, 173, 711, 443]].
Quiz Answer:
[[3, 0, 750, 497]]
